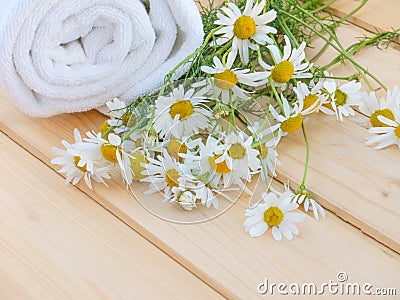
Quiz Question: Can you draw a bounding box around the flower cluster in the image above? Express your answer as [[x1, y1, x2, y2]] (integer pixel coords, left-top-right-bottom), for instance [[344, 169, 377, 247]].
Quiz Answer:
[[52, 0, 398, 241]]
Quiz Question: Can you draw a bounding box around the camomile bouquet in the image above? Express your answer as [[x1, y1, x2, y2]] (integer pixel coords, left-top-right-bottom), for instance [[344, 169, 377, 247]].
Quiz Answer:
[[52, 0, 400, 241]]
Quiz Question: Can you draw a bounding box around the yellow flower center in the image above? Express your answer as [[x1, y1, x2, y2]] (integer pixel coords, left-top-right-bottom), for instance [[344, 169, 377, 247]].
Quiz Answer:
[[233, 15, 256, 39], [167, 139, 188, 162], [395, 125, 400, 138], [271, 60, 295, 83], [303, 94, 319, 111], [169, 100, 194, 120], [214, 70, 239, 90], [258, 144, 269, 159], [101, 143, 119, 163], [130, 153, 148, 181], [334, 89, 347, 106], [74, 156, 87, 173], [99, 121, 110, 139], [122, 112, 137, 127], [280, 113, 303, 133], [135, 138, 142, 148], [165, 169, 180, 188], [370, 109, 395, 127], [264, 206, 284, 227], [208, 155, 231, 174], [228, 143, 247, 159]]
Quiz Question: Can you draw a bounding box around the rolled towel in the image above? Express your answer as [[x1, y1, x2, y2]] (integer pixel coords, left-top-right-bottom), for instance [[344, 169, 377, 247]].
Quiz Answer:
[[0, 0, 203, 117]]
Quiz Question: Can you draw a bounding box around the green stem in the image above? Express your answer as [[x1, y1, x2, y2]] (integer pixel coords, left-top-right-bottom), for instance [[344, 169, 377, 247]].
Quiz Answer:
[[268, 77, 283, 110], [300, 123, 310, 187], [310, 0, 337, 14], [121, 112, 150, 141], [337, 0, 368, 24], [276, 8, 387, 90]]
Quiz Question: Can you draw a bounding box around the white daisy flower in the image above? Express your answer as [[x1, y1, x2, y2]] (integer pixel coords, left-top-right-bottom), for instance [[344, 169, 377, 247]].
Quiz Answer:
[[321, 78, 362, 121], [259, 35, 312, 89], [192, 181, 235, 209], [293, 81, 327, 115], [292, 192, 326, 221], [105, 98, 137, 134], [359, 87, 399, 128], [214, 0, 277, 64], [366, 113, 400, 150], [106, 98, 128, 119], [152, 85, 211, 138], [164, 184, 198, 211], [198, 53, 269, 104], [195, 135, 233, 189], [130, 127, 163, 155], [219, 131, 260, 182], [175, 189, 197, 211], [51, 129, 111, 189], [389, 86, 400, 108], [82, 131, 136, 185], [269, 94, 315, 137], [244, 190, 305, 240], [164, 137, 201, 163], [141, 149, 195, 201], [194, 182, 219, 209], [248, 122, 281, 181], [109, 134, 137, 185]]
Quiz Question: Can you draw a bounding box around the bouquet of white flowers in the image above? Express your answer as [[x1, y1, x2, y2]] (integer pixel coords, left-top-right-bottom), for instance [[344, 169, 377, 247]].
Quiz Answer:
[[52, 0, 400, 241]]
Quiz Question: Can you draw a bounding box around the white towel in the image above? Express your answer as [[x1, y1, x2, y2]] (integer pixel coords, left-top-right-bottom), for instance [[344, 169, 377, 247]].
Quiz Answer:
[[0, 0, 203, 117]]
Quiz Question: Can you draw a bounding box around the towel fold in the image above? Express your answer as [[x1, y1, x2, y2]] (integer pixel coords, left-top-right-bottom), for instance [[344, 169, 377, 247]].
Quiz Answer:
[[0, 0, 203, 117]]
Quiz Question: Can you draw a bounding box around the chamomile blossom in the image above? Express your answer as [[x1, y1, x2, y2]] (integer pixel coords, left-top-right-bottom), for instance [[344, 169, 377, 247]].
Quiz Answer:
[[130, 127, 163, 155], [269, 94, 317, 137], [163, 184, 199, 210], [198, 53, 269, 103], [321, 78, 362, 121], [293, 81, 327, 115], [259, 35, 312, 89], [292, 191, 326, 221], [359, 87, 400, 128], [248, 122, 281, 181], [192, 180, 236, 209], [244, 190, 305, 240], [104, 98, 137, 134], [51, 129, 111, 189], [219, 131, 260, 183], [366, 113, 400, 150], [164, 137, 201, 163], [195, 135, 232, 188], [141, 150, 195, 201], [176, 189, 197, 211], [214, 0, 277, 64], [82, 131, 136, 185], [153, 85, 211, 138]]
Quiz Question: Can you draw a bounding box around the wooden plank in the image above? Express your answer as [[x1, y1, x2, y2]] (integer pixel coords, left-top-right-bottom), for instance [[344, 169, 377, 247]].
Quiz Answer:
[[328, 0, 400, 33], [280, 23, 400, 252], [0, 134, 223, 300], [277, 115, 400, 251], [1, 92, 399, 299]]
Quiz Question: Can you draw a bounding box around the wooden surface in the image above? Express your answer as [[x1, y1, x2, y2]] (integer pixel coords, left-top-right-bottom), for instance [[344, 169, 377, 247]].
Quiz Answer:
[[0, 1, 399, 299]]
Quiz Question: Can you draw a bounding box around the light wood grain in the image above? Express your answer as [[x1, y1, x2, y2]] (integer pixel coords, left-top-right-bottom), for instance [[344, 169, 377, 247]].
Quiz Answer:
[[1, 91, 399, 299], [284, 23, 400, 252], [0, 133, 223, 300], [328, 0, 400, 33]]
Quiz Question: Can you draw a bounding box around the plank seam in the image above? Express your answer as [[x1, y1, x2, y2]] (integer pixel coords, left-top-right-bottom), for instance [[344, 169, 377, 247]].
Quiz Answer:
[[0, 129, 229, 300]]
